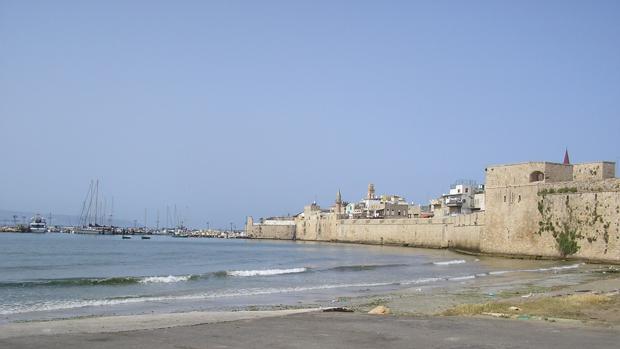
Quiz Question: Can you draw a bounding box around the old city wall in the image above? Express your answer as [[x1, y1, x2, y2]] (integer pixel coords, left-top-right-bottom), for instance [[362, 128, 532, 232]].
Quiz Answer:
[[245, 220, 296, 240], [483, 178, 620, 262], [294, 212, 484, 251]]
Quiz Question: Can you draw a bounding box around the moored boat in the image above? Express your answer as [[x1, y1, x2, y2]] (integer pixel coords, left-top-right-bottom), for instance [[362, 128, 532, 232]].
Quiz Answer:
[[29, 215, 47, 233]]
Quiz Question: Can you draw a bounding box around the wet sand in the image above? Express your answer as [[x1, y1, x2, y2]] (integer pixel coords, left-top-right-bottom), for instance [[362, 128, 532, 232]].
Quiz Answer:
[[1, 311, 618, 349]]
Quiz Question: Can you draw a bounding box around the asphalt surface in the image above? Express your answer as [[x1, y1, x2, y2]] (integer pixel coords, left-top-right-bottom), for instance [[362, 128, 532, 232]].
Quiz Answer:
[[1, 312, 618, 349]]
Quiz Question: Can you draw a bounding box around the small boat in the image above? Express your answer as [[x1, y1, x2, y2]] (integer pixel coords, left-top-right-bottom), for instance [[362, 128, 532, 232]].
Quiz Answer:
[[141, 236, 151, 240], [122, 235, 131, 239]]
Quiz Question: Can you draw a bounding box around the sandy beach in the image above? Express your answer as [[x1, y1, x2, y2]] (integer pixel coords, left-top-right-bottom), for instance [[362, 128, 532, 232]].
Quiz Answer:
[[2, 262, 618, 348]]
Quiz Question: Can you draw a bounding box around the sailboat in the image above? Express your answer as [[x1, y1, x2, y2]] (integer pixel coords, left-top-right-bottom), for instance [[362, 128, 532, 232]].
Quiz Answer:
[[73, 180, 114, 235]]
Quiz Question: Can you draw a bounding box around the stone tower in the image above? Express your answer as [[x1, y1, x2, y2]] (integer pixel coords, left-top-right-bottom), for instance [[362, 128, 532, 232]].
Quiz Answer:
[[335, 189, 343, 214], [367, 183, 375, 200]]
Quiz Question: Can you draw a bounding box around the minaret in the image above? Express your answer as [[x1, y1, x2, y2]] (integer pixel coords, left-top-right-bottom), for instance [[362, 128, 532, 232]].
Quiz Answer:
[[563, 149, 570, 165], [367, 183, 375, 200], [335, 189, 343, 215]]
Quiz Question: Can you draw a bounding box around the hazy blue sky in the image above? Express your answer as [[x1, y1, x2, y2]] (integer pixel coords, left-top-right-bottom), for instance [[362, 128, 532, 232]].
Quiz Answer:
[[1, 1, 619, 228]]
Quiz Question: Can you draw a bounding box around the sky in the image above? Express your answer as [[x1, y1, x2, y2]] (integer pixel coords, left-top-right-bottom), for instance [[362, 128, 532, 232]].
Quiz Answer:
[[1, 1, 619, 229]]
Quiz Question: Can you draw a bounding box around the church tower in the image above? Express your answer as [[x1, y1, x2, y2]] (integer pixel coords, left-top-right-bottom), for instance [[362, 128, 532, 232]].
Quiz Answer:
[[335, 189, 343, 215], [563, 149, 570, 165]]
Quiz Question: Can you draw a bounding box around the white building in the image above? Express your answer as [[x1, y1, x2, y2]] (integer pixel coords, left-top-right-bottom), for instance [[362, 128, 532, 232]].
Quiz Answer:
[[441, 180, 485, 215]]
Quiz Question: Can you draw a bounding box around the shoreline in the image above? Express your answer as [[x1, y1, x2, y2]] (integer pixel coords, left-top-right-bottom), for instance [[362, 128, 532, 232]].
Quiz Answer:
[[1, 263, 618, 340], [252, 237, 620, 265]]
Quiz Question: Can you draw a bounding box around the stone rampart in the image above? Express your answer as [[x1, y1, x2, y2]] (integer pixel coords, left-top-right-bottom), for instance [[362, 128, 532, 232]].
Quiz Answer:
[[293, 212, 484, 251], [483, 178, 620, 262], [245, 216, 295, 240]]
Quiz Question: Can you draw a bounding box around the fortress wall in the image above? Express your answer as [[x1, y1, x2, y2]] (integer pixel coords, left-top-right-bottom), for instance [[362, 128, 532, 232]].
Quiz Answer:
[[573, 162, 616, 181], [295, 215, 335, 241], [448, 212, 484, 251], [246, 223, 295, 240], [482, 184, 545, 255], [336, 218, 448, 247], [293, 213, 485, 250], [483, 179, 620, 262], [535, 183, 620, 262]]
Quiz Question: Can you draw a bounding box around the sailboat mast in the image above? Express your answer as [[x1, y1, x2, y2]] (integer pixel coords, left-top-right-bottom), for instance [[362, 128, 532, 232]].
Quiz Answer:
[[94, 179, 99, 226], [109, 196, 114, 226], [79, 180, 93, 227], [86, 180, 95, 226]]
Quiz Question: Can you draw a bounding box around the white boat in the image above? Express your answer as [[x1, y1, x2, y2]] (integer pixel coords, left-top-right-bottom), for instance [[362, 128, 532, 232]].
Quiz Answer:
[[71, 226, 104, 234], [29, 215, 47, 233]]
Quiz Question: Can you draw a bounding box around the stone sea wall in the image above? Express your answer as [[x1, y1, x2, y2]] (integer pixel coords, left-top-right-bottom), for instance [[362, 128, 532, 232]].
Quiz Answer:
[[483, 178, 620, 263], [294, 212, 485, 252]]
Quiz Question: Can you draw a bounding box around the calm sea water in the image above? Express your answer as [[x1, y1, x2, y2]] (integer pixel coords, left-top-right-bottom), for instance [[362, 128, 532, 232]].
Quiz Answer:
[[0, 233, 585, 322]]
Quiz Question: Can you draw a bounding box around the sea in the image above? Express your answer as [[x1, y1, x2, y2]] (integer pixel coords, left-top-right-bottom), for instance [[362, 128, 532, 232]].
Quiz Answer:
[[0, 233, 587, 323]]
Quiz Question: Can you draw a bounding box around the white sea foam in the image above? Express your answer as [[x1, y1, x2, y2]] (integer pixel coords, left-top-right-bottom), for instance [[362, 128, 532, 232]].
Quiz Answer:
[[0, 281, 394, 315], [401, 277, 444, 285], [433, 259, 466, 265], [227, 268, 307, 277], [448, 275, 476, 281], [138, 275, 192, 284], [521, 263, 583, 273], [489, 263, 583, 276]]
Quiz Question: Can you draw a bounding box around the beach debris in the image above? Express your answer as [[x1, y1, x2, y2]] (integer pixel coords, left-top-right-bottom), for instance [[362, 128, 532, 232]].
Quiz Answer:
[[486, 292, 495, 297], [508, 306, 521, 311], [521, 293, 533, 298], [368, 305, 391, 315], [517, 315, 531, 320], [323, 307, 353, 313]]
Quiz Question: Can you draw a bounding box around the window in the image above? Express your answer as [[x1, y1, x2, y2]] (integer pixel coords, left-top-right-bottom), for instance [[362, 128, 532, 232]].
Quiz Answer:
[[529, 171, 545, 182], [503, 196, 506, 203]]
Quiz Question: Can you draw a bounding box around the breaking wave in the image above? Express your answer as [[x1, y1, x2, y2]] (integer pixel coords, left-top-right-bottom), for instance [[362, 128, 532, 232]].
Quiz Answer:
[[433, 259, 466, 265], [0, 267, 311, 288], [327, 264, 408, 272], [138, 275, 195, 284], [0, 274, 199, 288], [227, 268, 308, 277]]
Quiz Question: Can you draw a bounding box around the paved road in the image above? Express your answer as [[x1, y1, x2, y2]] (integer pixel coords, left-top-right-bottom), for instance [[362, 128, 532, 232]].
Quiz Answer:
[[1, 312, 618, 349]]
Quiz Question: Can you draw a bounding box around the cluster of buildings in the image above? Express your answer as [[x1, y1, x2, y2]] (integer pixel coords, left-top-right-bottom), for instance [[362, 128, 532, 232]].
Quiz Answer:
[[330, 180, 485, 221]]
